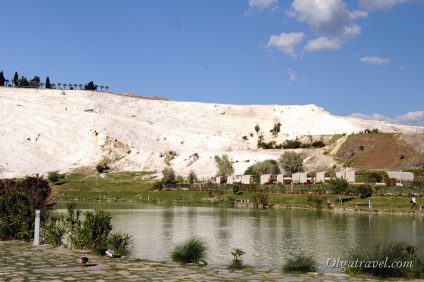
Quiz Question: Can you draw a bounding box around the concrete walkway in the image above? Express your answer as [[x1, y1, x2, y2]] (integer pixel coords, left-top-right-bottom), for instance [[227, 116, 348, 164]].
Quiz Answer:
[[0, 241, 420, 281]]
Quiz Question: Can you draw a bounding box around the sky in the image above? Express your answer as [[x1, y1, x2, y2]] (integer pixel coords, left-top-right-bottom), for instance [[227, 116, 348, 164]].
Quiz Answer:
[[1, 0, 423, 126]]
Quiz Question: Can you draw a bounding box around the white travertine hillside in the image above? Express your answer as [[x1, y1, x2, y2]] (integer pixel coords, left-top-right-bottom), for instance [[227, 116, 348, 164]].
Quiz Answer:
[[1, 88, 423, 178]]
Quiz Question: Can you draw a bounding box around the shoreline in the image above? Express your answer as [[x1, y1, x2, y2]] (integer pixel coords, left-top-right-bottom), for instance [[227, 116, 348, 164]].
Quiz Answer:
[[55, 198, 424, 216], [1, 240, 417, 281]]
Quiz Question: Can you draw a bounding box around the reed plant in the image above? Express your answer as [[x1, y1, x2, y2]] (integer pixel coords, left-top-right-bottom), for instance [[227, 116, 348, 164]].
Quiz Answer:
[[346, 241, 424, 279], [171, 236, 207, 264], [282, 254, 317, 273]]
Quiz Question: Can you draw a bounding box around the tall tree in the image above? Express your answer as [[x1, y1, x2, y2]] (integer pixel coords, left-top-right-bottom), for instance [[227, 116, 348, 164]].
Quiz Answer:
[[63, 83, 67, 90], [188, 170, 198, 184], [78, 84, 83, 90], [100, 85, 104, 91], [105, 86, 109, 92], [57, 83, 61, 89], [45, 77, 51, 89], [214, 154, 234, 176], [13, 72, 19, 86], [73, 83, 77, 90], [278, 152, 304, 174], [0, 71, 5, 86]]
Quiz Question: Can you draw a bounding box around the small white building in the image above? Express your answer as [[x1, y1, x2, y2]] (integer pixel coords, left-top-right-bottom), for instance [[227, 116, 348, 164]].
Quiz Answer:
[[241, 175, 252, 184], [277, 174, 284, 183], [227, 175, 234, 184], [316, 171, 326, 183], [336, 170, 356, 182], [292, 172, 307, 183], [260, 174, 272, 184], [386, 171, 414, 182], [215, 176, 222, 184]]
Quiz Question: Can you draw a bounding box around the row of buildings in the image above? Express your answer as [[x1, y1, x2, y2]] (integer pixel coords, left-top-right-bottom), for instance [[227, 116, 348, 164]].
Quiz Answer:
[[215, 171, 414, 185]]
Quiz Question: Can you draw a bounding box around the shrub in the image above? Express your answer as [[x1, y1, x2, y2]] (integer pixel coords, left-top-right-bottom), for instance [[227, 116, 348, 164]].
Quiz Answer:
[[107, 232, 132, 256], [306, 195, 327, 209], [329, 177, 349, 195], [282, 254, 317, 273], [171, 236, 208, 264], [311, 140, 325, 148], [80, 209, 112, 252], [356, 184, 373, 199], [0, 176, 51, 240], [283, 140, 302, 149], [153, 181, 163, 190], [346, 242, 424, 279], [252, 192, 268, 208], [41, 214, 66, 246], [228, 248, 248, 270], [96, 163, 109, 173], [47, 171, 65, 184]]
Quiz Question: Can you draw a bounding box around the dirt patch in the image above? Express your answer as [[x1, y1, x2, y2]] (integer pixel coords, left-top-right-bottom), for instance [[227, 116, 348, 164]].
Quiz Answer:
[[334, 133, 424, 169]]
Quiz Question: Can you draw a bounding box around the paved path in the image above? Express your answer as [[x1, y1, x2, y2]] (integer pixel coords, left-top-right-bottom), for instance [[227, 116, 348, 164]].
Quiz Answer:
[[0, 241, 420, 281]]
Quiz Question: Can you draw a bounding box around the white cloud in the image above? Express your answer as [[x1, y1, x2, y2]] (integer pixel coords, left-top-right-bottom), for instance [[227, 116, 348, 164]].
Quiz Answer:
[[358, 0, 407, 12], [349, 9, 368, 19], [304, 37, 341, 52], [287, 68, 297, 81], [267, 32, 305, 58], [349, 111, 424, 126], [291, 0, 361, 39], [248, 0, 278, 11], [360, 56, 391, 65]]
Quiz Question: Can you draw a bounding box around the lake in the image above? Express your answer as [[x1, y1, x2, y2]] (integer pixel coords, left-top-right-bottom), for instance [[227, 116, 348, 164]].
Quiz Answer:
[[54, 202, 424, 272]]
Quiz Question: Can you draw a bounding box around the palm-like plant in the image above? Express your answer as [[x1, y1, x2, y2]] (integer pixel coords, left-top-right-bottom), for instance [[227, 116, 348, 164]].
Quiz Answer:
[[73, 83, 77, 90], [40, 82, 44, 88], [100, 85, 104, 91], [63, 83, 67, 90], [105, 86, 109, 92], [57, 83, 61, 89], [78, 84, 83, 90]]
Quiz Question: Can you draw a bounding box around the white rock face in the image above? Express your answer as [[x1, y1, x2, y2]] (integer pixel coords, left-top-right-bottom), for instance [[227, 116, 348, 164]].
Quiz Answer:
[[1, 88, 423, 178]]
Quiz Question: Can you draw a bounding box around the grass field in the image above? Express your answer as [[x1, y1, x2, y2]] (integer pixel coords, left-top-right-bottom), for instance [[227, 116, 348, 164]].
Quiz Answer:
[[51, 170, 423, 213]]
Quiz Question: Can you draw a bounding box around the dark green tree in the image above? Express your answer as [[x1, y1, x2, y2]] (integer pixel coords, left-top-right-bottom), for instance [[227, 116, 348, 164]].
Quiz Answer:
[[0, 71, 5, 86], [84, 81, 97, 91], [18, 76, 29, 87], [30, 76, 41, 88], [188, 170, 198, 184], [13, 72, 19, 86], [45, 76, 51, 89]]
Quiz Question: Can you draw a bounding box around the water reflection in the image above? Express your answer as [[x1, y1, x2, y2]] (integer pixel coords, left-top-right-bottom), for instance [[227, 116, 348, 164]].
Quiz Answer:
[[54, 202, 424, 271]]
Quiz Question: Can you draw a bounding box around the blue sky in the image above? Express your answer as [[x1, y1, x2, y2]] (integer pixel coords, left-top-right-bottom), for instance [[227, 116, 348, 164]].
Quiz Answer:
[[1, 0, 423, 125]]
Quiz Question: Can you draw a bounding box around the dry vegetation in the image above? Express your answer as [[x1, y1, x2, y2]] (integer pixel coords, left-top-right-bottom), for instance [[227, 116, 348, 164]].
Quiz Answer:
[[334, 133, 424, 169]]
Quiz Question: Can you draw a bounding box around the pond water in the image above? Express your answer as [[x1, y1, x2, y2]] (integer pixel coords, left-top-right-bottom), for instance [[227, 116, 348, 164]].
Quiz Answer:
[[54, 202, 424, 272]]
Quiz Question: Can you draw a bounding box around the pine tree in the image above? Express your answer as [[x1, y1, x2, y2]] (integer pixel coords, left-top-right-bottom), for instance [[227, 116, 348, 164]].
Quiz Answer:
[[84, 81, 97, 91], [45, 76, 51, 89], [0, 71, 5, 86], [13, 72, 19, 86]]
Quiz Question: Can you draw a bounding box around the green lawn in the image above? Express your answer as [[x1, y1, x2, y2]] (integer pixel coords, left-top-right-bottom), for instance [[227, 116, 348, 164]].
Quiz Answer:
[[51, 170, 422, 213]]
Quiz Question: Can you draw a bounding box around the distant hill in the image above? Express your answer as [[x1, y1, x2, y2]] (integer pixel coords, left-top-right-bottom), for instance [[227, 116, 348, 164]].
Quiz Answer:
[[1, 88, 423, 178]]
